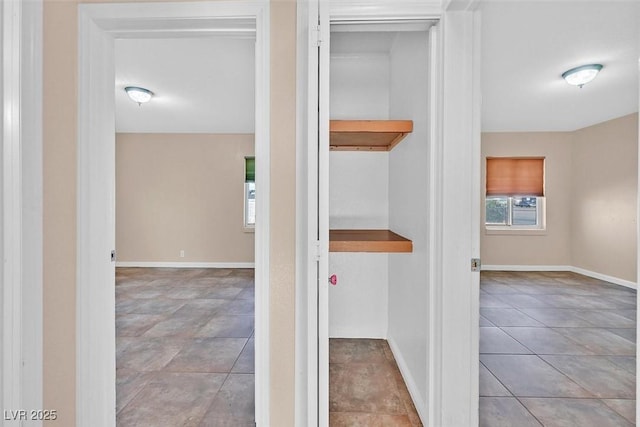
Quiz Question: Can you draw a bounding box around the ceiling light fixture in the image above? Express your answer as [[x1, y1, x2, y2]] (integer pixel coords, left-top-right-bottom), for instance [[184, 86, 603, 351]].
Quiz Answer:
[[124, 86, 154, 105], [561, 64, 603, 88]]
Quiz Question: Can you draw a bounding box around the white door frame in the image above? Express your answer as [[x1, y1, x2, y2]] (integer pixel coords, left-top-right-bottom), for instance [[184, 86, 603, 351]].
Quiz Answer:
[[77, 2, 270, 426], [303, 1, 480, 425], [439, 8, 482, 426], [636, 49, 640, 426], [2, 0, 43, 423]]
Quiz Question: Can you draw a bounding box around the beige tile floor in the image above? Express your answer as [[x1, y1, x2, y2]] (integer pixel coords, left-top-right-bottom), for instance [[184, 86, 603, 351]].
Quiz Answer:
[[329, 338, 423, 426], [116, 267, 255, 427], [116, 268, 423, 426], [480, 271, 636, 426], [118, 268, 636, 427]]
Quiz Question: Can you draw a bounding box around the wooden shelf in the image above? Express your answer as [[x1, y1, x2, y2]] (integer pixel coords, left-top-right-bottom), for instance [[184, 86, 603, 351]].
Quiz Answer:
[[329, 229, 413, 253], [330, 120, 413, 151]]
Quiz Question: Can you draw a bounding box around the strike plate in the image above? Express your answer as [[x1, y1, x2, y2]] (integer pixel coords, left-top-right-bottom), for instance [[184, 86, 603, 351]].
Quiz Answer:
[[471, 258, 481, 272]]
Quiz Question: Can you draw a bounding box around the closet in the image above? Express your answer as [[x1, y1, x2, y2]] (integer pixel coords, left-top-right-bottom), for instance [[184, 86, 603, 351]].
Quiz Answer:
[[325, 22, 435, 422]]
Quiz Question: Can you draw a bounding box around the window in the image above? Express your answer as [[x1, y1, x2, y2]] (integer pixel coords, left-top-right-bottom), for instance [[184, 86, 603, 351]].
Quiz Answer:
[[485, 157, 545, 229], [244, 157, 255, 228]]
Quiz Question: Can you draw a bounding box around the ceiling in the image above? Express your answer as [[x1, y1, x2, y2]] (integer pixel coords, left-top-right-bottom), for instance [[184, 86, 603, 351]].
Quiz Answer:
[[115, 36, 255, 133], [114, 1, 639, 134], [480, 0, 639, 132]]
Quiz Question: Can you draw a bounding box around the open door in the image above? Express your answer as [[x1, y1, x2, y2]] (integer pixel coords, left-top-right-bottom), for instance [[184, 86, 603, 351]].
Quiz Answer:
[[317, 3, 331, 427], [299, 1, 329, 425]]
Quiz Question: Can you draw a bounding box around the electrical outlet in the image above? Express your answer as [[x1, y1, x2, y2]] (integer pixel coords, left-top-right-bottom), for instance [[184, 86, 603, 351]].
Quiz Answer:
[[180, 250, 185, 258]]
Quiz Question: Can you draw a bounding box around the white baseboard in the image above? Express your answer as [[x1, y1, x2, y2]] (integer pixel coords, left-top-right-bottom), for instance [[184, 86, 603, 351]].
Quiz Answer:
[[329, 331, 386, 340], [481, 264, 572, 272], [569, 266, 636, 290], [387, 336, 427, 426], [115, 261, 255, 269], [482, 264, 636, 289]]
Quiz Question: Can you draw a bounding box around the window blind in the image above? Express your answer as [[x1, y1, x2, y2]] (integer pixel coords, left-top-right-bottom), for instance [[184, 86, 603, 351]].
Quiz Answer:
[[245, 157, 255, 182], [486, 157, 544, 196]]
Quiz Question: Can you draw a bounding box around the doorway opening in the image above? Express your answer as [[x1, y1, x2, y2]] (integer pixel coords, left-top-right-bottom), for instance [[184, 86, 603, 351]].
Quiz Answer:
[[304, 4, 481, 425], [320, 18, 438, 426], [76, 3, 270, 425], [113, 34, 257, 425], [477, 2, 639, 425]]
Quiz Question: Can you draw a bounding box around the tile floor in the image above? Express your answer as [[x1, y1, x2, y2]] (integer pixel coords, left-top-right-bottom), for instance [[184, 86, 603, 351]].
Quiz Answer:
[[329, 338, 423, 426], [116, 268, 423, 426], [116, 268, 633, 426], [116, 267, 255, 427], [480, 271, 636, 427]]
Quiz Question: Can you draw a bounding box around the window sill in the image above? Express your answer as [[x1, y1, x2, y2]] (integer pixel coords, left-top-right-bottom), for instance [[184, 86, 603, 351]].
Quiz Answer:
[[485, 227, 547, 236]]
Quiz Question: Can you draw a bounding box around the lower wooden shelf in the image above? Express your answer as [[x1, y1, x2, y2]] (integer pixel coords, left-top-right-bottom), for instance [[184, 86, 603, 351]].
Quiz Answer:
[[329, 229, 413, 253]]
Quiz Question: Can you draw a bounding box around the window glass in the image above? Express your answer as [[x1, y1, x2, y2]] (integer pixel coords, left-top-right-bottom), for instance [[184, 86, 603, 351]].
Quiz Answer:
[[485, 196, 542, 229], [486, 197, 508, 225], [512, 196, 537, 226], [246, 182, 256, 227]]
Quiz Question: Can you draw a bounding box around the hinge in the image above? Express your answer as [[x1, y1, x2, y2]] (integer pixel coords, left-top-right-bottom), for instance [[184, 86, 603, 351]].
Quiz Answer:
[[314, 25, 322, 47], [471, 258, 481, 272], [314, 240, 321, 261]]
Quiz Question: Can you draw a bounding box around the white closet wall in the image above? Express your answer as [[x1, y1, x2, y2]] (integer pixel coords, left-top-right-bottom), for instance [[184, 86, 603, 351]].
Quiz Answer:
[[388, 31, 431, 413], [329, 48, 391, 338], [330, 54, 389, 120]]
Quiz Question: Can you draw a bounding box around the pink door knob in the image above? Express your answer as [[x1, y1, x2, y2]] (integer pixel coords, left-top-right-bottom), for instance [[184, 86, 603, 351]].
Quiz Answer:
[[329, 274, 338, 286]]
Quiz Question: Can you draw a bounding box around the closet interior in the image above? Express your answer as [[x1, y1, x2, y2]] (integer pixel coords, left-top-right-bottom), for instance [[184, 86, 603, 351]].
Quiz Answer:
[[327, 21, 435, 423]]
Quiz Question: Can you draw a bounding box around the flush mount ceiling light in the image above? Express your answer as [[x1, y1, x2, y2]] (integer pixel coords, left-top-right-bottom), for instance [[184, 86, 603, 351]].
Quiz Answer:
[[124, 86, 154, 105], [561, 64, 603, 88]]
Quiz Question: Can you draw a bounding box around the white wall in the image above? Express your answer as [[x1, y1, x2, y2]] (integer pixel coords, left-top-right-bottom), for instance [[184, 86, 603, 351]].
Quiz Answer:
[[388, 31, 430, 413], [329, 54, 389, 120], [571, 114, 638, 283], [329, 49, 390, 338], [116, 133, 255, 264]]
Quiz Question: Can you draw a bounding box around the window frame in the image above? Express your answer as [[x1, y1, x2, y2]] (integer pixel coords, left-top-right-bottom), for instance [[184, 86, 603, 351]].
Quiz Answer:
[[485, 195, 546, 232], [485, 156, 546, 233]]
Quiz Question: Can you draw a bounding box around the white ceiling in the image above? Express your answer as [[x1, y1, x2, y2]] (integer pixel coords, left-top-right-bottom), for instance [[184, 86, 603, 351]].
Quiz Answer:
[[114, 1, 639, 134], [481, 0, 640, 132], [115, 37, 255, 133]]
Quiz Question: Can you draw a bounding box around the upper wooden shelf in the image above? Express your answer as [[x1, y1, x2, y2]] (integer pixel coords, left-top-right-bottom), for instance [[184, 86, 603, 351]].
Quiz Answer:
[[329, 229, 413, 253], [330, 120, 413, 152]]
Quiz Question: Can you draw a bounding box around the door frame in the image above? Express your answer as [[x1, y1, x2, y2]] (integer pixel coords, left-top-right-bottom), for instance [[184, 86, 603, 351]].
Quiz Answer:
[[2, 0, 44, 420], [77, 2, 270, 425], [302, 1, 481, 425]]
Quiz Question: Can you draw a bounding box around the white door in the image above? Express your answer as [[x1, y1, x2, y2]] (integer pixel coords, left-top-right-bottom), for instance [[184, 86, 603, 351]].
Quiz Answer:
[[317, 3, 331, 426], [304, 2, 330, 424], [301, 1, 329, 425]]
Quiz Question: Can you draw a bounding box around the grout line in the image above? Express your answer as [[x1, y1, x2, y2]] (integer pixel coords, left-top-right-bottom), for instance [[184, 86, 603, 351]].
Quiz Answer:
[[478, 360, 514, 399]]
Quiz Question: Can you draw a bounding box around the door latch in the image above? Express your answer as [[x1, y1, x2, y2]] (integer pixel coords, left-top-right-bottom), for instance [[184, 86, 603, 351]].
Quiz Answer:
[[111, 250, 116, 262]]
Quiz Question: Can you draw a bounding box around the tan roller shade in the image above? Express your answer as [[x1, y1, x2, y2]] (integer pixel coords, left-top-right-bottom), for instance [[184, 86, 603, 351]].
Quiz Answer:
[[486, 157, 544, 196]]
